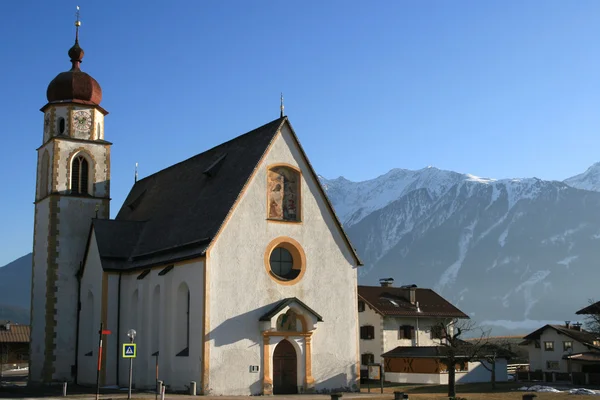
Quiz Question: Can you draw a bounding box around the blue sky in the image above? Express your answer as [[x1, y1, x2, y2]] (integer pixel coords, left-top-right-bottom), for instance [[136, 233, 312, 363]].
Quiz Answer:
[[2, 1, 600, 266]]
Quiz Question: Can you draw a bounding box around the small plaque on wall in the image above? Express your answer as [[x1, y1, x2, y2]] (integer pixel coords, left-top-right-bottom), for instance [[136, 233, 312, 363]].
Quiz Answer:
[[249, 365, 259, 373]]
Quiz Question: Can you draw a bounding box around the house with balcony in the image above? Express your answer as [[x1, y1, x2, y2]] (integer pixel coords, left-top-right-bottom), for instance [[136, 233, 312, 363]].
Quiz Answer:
[[358, 279, 509, 384]]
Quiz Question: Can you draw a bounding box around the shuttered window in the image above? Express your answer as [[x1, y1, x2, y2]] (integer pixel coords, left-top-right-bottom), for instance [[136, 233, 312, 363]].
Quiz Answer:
[[71, 155, 89, 195], [360, 325, 375, 340]]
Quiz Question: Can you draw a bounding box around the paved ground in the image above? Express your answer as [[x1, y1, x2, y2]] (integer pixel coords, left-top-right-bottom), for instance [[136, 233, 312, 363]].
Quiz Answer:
[[0, 371, 392, 400]]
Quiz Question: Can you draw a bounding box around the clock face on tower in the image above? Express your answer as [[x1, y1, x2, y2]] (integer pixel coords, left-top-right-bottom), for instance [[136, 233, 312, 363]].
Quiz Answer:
[[73, 110, 92, 133]]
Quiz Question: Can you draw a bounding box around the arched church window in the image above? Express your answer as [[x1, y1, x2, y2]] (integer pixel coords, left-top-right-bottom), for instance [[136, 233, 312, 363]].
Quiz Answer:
[[40, 151, 50, 198], [71, 155, 89, 195], [176, 283, 190, 356], [97, 122, 101, 139], [85, 291, 94, 355], [267, 166, 300, 221], [58, 117, 65, 135]]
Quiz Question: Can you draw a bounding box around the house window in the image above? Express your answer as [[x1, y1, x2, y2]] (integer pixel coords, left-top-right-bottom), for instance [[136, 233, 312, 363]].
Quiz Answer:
[[361, 353, 374, 366], [546, 361, 560, 370], [71, 155, 89, 195], [267, 166, 300, 221], [358, 301, 365, 312], [360, 325, 375, 340], [563, 341, 573, 352], [264, 237, 306, 285], [544, 341, 554, 351], [430, 325, 444, 340], [399, 325, 414, 339]]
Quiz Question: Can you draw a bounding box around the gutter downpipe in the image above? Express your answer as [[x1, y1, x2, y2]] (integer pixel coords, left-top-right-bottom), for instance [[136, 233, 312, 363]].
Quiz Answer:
[[416, 317, 419, 346], [116, 272, 122, 387], [74, 262, 83, 385]]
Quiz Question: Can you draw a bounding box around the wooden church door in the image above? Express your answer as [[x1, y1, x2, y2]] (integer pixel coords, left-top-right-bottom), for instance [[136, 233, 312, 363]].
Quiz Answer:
[[273, 339, 298, 394]]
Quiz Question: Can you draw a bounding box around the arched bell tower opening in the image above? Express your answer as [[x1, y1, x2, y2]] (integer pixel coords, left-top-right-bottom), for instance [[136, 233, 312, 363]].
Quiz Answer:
[[273, 340, 298, 394], [30, 8, 111, 384]]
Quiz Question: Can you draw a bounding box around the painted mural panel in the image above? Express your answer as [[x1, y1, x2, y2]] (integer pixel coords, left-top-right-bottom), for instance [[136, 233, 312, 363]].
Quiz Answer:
[[268, 167, 299, 221]]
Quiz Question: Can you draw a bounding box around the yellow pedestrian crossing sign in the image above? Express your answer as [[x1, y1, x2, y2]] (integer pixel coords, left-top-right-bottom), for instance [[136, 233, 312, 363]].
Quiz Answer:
[[123, 343, 136, 358]]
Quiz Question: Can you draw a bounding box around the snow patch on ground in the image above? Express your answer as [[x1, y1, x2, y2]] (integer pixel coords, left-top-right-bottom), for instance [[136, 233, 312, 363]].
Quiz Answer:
[[518, 385, 600, 395], [435, 221, 476, 292], [542, 224, 587, 245], [557, 255, 579, 269], [510, 270, 551, 318]]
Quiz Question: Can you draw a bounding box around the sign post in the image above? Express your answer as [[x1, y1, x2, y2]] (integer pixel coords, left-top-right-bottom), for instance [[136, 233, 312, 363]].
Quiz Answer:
[[123, 329, 137, 400], [95, 324, 112, 400]]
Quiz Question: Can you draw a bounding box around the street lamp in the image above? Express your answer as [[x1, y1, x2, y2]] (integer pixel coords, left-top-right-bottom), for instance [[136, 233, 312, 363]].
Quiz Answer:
[[127, 329, 136, 400]]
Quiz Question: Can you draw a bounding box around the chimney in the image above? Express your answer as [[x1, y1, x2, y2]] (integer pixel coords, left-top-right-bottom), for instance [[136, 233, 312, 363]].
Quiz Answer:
[[400, 284, 418, 304], [573, 322, 582, 331], [565, 321, 571, 329], [379, 278, 394, 287]]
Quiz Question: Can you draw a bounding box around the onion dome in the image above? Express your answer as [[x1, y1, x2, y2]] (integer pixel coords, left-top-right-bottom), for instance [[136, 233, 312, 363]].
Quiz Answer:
[[46, 24, 102, 105]]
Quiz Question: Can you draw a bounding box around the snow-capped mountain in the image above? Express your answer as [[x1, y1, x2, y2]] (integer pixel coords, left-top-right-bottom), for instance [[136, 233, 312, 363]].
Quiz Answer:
[[564, 162, 600, 192], [322, 164, 600, 334]]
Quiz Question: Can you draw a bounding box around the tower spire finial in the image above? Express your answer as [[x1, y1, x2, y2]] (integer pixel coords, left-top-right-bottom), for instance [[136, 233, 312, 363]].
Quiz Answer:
[[75, 6, 81, 43], [280, 93, 285, 118], [68, 6, 85, 70]]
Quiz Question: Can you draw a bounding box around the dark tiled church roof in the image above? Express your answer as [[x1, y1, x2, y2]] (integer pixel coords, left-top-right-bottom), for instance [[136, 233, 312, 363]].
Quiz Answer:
[[358, 286, 469, 318], [90, 117, 361, 271]]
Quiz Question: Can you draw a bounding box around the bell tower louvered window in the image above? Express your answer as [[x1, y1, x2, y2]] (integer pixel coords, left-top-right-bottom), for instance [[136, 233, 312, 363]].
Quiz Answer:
[[72, 155, 89, 195]]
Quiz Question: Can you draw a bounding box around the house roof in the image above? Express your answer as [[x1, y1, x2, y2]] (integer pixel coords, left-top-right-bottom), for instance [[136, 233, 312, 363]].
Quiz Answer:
[[0, 323, 30, 343], [520, 325, 600, 350], [358, 286, 469, 318], [259, 297, 323, 322], [576, 301, 600, 315], [564, 351, 600, 362], [90, 117, 361, 271]]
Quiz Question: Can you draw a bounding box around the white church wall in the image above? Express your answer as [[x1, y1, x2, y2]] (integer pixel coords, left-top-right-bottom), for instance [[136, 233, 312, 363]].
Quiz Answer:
[[207, 124, 359, 395], [30, 198, 51, 383], [77, 231, 104, 386], [117, 259, 204, 392], [53, 196, 104, 382]]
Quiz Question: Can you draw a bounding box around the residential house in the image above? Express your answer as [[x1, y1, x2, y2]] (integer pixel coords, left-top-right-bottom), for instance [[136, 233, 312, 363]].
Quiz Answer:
[[0, 321, 29, 369], [358, 279, 508, 384], [520, 323, 600, 375]]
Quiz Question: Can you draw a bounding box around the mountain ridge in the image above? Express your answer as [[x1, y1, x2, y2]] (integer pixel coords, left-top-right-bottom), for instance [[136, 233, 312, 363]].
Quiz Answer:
[[322, 162, 600, 334]]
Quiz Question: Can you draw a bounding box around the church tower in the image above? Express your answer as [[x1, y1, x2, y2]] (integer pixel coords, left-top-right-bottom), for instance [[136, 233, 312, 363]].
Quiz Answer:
[[30, 14, 110, 383]]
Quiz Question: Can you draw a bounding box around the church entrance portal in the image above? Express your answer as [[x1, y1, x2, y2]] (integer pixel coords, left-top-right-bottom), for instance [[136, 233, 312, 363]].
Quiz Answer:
[[273, 339, 297, 394]]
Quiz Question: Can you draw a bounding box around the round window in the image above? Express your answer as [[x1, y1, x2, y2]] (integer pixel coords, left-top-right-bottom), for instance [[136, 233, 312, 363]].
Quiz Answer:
[[269, 247, 299, 280], [264, 238, 306, 285]]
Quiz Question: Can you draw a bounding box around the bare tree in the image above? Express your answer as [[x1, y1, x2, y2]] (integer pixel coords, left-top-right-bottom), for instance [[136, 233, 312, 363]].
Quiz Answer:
[[475, 340, 515, 390], [430, 319, 490, 398], [581, 299, 600, 334]]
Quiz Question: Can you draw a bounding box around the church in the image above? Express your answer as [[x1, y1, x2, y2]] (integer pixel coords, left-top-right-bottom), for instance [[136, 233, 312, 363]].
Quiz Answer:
[[29, 18, 362, 395]]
